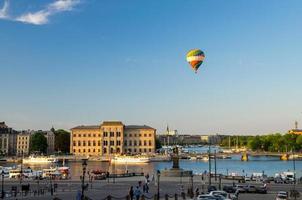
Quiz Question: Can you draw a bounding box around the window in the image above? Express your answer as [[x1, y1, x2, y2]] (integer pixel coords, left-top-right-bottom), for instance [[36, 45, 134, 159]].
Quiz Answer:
[[144, 140, 147, 146], [83, 134, 86, 137], [98, 149, 100, 152], [88, 141, 91, 146], [149, 134, 152, 137], [88, 149, 90, 152], [134, 134, 137, 137], [103, 132, 108, 137], [117, 140, 121, 146], [124, 134, 127, 137], [79, 149, 81, 153], [124, 140, 127, 146], [79, 134, 81, 137], [73, 149, 76, 153], [110, 141, 114, 146], [73, 141, 76, 146], [98, 141, 101, 146], [93, 134, 96, 137], [110, 148, 114, 153], [149, 149, 152, 152], [149, 141, 152, 146], [128, 149, 132, 153], [134, 140, 137, 146], [117, 147, 120, 153], [93, 141, 96, 146], [139, 141, 141, 146], [83, 149, 86, 152], [129, 134, 132, 137], [134, 148, 137, 153], [117, 132, 121, 137], [98, 134, 101, 137], [110, 132, 114, 137], [139, 149, 141, 153], [73, 133, 77, 137], [83, 141, 86, 146], [139, 134, 141, 137], [93, 149, 95, 152], [88, 134, 91, 137], [129, 140, 132, 146], [144, 148, 147, 153], [144, 134, 147, 137], [103, 141, 108, 146], [78, 141, 81, 146]]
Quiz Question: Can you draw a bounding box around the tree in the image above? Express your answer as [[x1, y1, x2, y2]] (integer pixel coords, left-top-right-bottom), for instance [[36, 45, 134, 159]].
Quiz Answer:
[[155, 137, 162, 150], [30, 132, 48, 154], [54, 129, 70, 153]]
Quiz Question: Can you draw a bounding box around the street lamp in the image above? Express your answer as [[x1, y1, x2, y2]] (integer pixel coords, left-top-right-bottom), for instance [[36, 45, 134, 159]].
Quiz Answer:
[[1, 170, 4, 198], [81, 159, 88, 200], [157, 170, 160, 200]]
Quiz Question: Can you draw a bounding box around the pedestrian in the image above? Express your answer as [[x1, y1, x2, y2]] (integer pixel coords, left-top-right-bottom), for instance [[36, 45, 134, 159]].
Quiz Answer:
[[146, 183, 149, 193], [134, 186, 141, 200], [128, 186, 134, 200], [195, 188, 200, 197], [143, 184, 146, 193]]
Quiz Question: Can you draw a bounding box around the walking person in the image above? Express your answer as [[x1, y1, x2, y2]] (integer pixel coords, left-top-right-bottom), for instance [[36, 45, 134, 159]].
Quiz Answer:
[[134, 186, 141, 200], [128, 186, 134, 200]]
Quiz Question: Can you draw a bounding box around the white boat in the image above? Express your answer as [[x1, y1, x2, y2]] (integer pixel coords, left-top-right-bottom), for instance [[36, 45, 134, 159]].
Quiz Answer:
[[23, 156, 58, 164], [149, 155, 171, 162], [111, 156, 150, 164]]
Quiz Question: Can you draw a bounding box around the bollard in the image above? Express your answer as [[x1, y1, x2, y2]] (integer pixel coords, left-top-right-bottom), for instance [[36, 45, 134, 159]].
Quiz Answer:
[[165, 194, 169, 200], [174, 193, 178, 200]]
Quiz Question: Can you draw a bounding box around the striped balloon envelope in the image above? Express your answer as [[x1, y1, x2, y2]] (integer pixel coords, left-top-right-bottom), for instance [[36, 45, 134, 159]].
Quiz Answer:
[[186, 49, 205, 73]]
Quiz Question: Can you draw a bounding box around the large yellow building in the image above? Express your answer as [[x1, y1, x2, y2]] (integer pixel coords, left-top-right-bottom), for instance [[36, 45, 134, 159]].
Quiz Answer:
[[70, 121, 156, 157]]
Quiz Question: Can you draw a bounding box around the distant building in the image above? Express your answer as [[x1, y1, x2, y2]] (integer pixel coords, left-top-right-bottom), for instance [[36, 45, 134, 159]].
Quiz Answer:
[[0, 122, 18, 156], [70, 121, 156, 157], [16, 131, 31, 156], [158, 133, 223, 145], [44, 131, 55, 154], [288, 121, 302, 135]]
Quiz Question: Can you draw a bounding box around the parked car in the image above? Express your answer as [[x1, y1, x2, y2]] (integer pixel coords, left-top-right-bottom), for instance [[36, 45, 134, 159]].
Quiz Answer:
[[256, 186, 267, 194], [234, 185, 246, 193], [276, 194, 288, 200], [197, 194, 217, 200], [223, 185, 236, 193], [245, 185, 257, 193], [208, 185, 217, 192]]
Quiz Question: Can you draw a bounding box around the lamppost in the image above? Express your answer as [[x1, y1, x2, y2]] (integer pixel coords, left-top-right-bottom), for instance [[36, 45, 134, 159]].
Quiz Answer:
[[208, 145, 211, 186], [157, 170, 160, 200], [1, 170, 4, 198], [81, 159, 88, 200]]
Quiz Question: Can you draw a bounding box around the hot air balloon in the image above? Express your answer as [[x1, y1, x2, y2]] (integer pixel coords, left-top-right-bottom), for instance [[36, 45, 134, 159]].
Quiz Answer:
[[186, 49, 205, 73]]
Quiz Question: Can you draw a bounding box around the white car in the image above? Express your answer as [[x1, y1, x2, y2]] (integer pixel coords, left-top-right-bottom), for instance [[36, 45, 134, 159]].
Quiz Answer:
[[197, 194, 217, 200], [276, 194, 288, 200], [209, 191, 232, 200]]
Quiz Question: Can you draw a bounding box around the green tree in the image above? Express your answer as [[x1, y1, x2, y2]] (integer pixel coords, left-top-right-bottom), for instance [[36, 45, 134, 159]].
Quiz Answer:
[[30, 132, 48, 154], [155, 137, 162, 150], [296, 135, 302, 150], [54, 129, 70, 153]]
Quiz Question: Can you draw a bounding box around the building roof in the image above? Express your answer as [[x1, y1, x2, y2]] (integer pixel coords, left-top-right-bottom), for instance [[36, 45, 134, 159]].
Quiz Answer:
[[70, 125, 100, 130], [125, 125, 155, 130], [101, 121, 124, 126], [0, 122, 7, 128]]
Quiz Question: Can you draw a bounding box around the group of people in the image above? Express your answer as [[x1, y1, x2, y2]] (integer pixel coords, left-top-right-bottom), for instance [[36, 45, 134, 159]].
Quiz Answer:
[[128, 174, 151, 200]]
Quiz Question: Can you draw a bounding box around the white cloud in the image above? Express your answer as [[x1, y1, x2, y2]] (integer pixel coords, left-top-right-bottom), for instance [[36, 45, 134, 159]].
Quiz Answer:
[[0, 0, 9, 19], [16, 10, 50, 25], [0, 0, 81, 25]]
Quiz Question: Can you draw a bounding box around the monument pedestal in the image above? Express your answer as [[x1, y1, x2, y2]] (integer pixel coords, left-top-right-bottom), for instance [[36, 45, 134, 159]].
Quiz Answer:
[[160, 147, 193, 177]]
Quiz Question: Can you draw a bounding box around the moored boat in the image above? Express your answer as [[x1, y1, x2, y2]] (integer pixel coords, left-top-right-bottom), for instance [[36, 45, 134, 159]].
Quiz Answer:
[[23, 155, 58, 164], [111, 156, 150, 164]]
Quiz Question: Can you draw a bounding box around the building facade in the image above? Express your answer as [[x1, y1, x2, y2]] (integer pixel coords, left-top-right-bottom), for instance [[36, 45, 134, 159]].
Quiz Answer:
[[44, 131, 55, 154], [16, 132, 31, 156], [70, 121, 156, 157], [0, 122, 18, 156]]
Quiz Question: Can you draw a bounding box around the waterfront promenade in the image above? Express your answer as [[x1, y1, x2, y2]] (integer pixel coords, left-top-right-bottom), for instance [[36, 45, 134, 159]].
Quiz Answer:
[[0, 175, 301, 200]]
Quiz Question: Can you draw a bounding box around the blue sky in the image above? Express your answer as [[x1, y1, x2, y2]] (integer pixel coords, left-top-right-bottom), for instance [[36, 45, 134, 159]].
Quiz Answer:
[[0, 0, 302, 134]]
